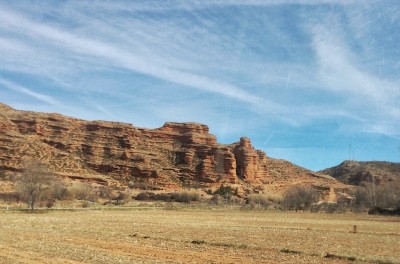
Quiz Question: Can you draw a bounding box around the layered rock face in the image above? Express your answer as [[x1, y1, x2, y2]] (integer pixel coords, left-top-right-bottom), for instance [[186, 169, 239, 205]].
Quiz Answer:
[[0, 103, 344, 193], [233, 137, 268, 182], [0, 104, 260, 187]]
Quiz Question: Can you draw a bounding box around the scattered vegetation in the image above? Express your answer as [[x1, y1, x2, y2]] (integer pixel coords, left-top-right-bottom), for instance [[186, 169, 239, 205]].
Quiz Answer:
[[69, 183, 97, 202], [352, 183, 400, 212], [51, 181, 70, 200], [171, 190, 200, 203], [3, 161, 400, 214], [135, 192, 150, 201], [213, 184, 235, 196], [247, 194, 271, 208], [15, 161, 55, 210], [322, 252, 356, 261], [112, 191, 126, 204], [0, 192, 20, 203], [246, 193, 283, 208], [280, 248, 302, 254], [134, 190, 200, 203], [310, 202, 345, 213], [98, 186, 113, 199], [282, 185, 318, 211]]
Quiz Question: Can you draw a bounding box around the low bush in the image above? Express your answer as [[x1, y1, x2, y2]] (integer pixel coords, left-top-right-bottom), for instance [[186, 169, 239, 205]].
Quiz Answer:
[[247, 194, 271, 208], [310, 202, 345, 213], [214, 184, 233, 196], [135, 192, 174, 202], [164, 202, 175, 210], [152, 193, 172, 202], [45, 200, 55, 208], [0, 192, 20, 202], [134, 191, 200, 203], [98, 186, 112, 199], [171, 190, 200, 203], [282, 185, 318, 211], [135, 192, 149, 201], [52, 182, 70, 200], [81, 200, 90, 208], [69, 183, 97, 202]]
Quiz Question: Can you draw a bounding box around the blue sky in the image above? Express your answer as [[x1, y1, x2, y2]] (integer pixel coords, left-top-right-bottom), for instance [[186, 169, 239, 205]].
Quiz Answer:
[[1, 0, 400, 171]]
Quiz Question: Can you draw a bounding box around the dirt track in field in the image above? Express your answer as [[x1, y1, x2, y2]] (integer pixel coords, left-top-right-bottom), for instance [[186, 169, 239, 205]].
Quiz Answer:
[[0, 209, 399, 263]]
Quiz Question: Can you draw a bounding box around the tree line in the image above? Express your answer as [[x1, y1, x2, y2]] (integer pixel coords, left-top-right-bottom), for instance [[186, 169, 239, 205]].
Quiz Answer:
[[2, 161, 400, 212]]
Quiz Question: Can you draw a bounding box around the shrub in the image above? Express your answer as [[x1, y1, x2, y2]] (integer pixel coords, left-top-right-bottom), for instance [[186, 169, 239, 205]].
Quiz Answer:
[[0, 192, 20, 202], [52, 182, 70, 200], [152, 193, 172, 202], [230, 196, 243, 205], [282, 185, 318, 211], [209, 194, 221, 205], [69, 183, 97, 202], [310, 202, 345, 213], [375, 183, 400, 208], [164, 202, 175, 210], [112, 192, 126, 202], [98, 186, 112, 199], [45, 200, 55, 208], [171, 190, 200, 203], [352, 183, 400, 211], [266, 193, 283, 203], [352, 186, 372, 211], [81, 200, 90, 208], [247, 194, 271, 208], [135, 192, 149, 201], [214, 184, 233, 196]]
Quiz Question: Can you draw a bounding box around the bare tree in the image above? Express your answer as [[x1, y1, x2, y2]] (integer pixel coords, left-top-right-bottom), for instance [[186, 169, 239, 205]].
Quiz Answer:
[[282, 185, 318, 211], [16, 161, 54, 210], [353, 183, 400, 211]]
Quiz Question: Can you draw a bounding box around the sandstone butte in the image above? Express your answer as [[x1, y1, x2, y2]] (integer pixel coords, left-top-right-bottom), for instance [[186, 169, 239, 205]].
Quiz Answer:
[[0, 103, 350, 199]]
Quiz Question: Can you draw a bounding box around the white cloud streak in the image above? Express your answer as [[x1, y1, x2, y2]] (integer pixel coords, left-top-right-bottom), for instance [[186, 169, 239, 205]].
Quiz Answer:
[[0, 1, 398, 138], [0, 6, 274, 109], [0, 77, 59, 105], [312, 25, 399, 104], [310, 20, 400, 136]]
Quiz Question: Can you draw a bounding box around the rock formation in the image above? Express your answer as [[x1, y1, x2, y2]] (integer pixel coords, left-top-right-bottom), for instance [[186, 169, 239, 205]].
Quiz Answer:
[[320, 160, 400, 186], [0, 103, 347, 194]]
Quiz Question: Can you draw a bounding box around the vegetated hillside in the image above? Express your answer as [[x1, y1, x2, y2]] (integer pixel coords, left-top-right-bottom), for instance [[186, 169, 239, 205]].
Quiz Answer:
[[319, 160, 400, 186], [0, 102, 348, 196]]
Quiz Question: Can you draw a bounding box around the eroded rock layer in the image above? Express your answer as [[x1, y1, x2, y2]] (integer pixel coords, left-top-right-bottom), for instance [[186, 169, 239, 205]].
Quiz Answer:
[[0, 103, 345, 193]]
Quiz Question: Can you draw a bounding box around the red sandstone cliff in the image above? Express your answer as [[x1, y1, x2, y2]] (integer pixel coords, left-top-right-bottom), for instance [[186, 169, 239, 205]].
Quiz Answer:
[[0, 103, 346, 193]]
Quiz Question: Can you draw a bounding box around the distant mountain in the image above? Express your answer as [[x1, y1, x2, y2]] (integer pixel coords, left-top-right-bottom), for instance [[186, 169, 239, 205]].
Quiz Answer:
[[319, 160, 400, 186], [0, 102, 348, 196]]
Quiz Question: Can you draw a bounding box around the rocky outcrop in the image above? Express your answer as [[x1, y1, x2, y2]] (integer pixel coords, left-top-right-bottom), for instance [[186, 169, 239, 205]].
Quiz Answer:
[[320, 160, 400, 186], [233, 137, 268, 182], [0, 103, 346, 193]]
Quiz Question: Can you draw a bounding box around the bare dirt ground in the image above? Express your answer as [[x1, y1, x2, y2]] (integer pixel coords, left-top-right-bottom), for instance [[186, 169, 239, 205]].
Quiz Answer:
[[0, 208, 399, 263]]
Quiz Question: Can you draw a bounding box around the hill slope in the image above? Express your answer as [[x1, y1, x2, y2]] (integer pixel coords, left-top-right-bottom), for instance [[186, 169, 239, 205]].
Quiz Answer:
[[0, 103, 347, 195], [319, 160, 400, 186]]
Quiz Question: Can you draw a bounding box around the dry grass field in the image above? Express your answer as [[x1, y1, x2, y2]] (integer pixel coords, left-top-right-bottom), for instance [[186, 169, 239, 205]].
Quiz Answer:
[[0, 208, 399, 263]]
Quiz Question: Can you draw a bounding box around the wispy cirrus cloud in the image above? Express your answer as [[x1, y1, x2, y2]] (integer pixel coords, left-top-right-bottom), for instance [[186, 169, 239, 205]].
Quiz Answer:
[[0, 6, 271, 108], [0, 77, 59, 106], [309, 12, 400, 136], [1, 1, 400, 171], [312, 25, 399, 104]]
